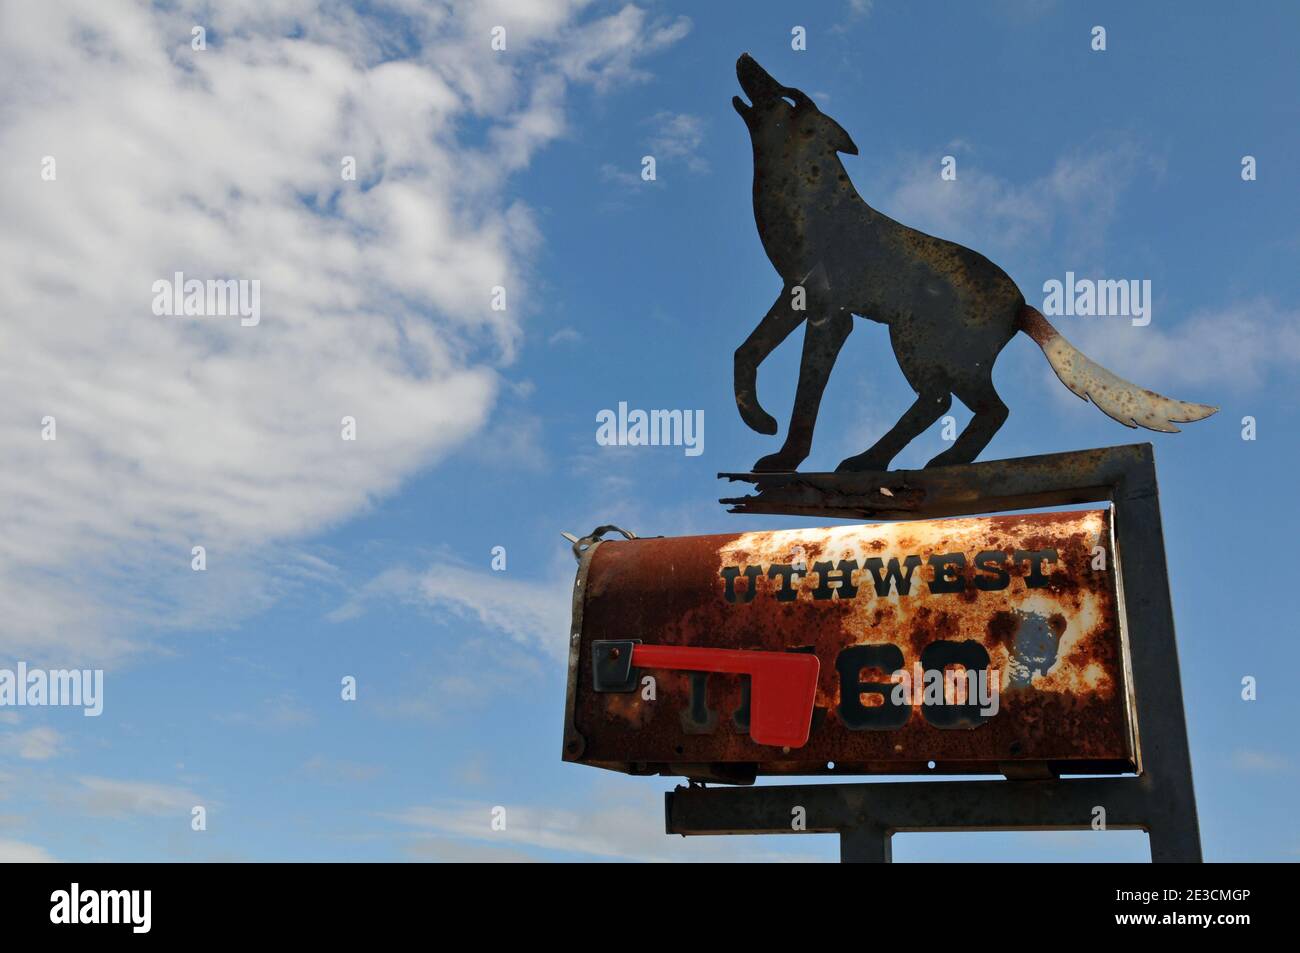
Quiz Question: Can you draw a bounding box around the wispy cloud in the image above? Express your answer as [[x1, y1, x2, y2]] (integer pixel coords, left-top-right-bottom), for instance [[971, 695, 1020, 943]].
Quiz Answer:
[[76, 776, 204, 819], [0, 2, 689, 662], [331, 562, 572, 660], [604, 109, 709, 188], [462, 412, 550, 472], [1232, 749, 1293, 774], [0, 838, 56, 862], [0, 726, 62, 761], [832, 0, 875, 33], [646, 111, 709, 173], [879, 144, 1158, 262], [558, 6, 692, 91], [601, 161, 649, 188], [548, 327, 582, 346], [385, 786, 825, 862], [1065, 300, 1300, 392]]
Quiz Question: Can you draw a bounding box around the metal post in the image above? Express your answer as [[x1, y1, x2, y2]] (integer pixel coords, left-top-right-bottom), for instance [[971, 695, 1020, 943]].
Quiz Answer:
[[839, 826, 891, 863], [1112, 484, 1202, 861]]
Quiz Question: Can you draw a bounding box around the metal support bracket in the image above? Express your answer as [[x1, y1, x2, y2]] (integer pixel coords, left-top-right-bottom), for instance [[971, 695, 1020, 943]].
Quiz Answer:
[[591, 640, 641, 692]]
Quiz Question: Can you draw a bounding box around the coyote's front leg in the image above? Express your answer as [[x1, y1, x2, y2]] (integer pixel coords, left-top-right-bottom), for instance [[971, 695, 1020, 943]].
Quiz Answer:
[[753, 309, 852, 472], [734, 286, 805, 435]]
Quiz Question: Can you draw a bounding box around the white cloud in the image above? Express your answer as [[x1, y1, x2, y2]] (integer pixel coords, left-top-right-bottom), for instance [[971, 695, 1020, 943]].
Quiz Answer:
[[646, 111, 708, 173], [879, 145, 1156, 261], [0, 838, 57, 862], [832, 0, 875, 32], [1232, 749, 1292, 774], [604, 109, 708, 188], [559, 5, 692, 91], [1, 726, 63, 761], [403, 837, 545, 862], [465, 411, 550, 472], [547, 327, 582, 345], [386, 786, 827, 861], [601, 161, 649, 188], [1065, 300, 1300, 392], [331, 561, 572, 660], [0, 1, 688, 661], [76, 776, 204, 818]]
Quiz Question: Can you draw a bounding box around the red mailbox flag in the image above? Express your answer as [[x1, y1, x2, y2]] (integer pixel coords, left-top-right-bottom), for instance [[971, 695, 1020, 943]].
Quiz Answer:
[[630, 644, 819, 748]]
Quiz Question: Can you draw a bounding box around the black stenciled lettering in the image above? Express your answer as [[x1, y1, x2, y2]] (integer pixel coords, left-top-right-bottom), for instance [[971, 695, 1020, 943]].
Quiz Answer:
[[927, 552, 966, 593], [919, 640, 991, 729], [767, 563, 805, 602], [861, 555, 922, 596], [836, 644, 910, 730], [720, 564, 763, 603], [974, 550, 1010, 591], [1014, 549, 1059, 588], [812, 559, 859, 600]]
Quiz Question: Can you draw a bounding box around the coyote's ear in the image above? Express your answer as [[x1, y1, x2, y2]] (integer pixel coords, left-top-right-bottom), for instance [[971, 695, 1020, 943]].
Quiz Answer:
[[825, 115, 859, 155]]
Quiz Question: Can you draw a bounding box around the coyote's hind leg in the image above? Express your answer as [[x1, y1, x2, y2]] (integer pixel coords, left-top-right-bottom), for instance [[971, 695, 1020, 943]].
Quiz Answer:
[[837, 388, 952, 472], [925, 378, 1008, 467]]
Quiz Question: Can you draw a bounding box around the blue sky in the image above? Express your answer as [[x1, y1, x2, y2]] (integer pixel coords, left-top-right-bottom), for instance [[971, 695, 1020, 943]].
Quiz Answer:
[[2, 0, 1298, 862]]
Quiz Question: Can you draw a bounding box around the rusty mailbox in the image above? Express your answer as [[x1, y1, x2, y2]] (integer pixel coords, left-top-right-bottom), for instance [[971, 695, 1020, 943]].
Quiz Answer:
[[562, 509, 1135, 783]]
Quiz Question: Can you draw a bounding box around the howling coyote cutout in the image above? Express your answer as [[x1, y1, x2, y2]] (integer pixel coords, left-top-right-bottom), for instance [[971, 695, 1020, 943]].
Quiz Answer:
[[730, 54, 1216, 472]]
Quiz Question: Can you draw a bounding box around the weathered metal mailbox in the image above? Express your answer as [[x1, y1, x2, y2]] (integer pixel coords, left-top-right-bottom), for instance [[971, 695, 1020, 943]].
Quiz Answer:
[[563, 508, 1134, 782]]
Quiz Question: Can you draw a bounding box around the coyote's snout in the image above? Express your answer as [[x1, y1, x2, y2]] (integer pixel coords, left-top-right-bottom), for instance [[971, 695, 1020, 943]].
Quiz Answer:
[[731, 53, 1216, 472]]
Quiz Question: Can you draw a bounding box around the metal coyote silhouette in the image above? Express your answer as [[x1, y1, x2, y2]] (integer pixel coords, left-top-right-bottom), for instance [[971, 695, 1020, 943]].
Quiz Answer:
[[730, 53, 1216, 473]]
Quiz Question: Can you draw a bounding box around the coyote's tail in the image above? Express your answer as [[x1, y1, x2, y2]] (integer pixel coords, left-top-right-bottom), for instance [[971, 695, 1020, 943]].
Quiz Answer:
[[1018, 305, 1217, 432]]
